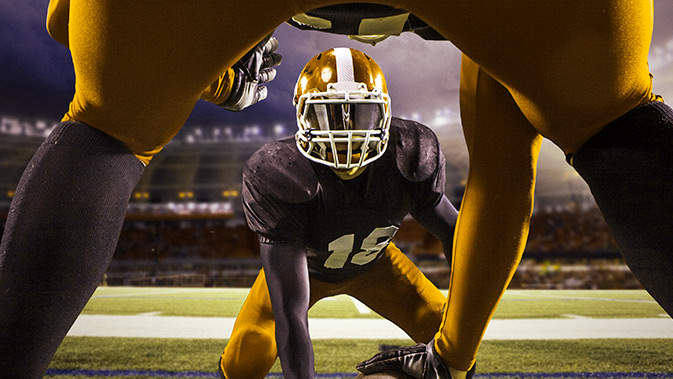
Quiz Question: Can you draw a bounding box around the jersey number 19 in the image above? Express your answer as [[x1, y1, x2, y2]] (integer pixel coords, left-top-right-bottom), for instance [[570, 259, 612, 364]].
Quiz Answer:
[[324, 225, 399, 269]]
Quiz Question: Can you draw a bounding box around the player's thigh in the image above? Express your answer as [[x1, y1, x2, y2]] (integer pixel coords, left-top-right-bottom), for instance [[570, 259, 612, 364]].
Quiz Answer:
[[395, 0, 654, 154], [65, 0, 293, 163], [349, 243, 445, 343]]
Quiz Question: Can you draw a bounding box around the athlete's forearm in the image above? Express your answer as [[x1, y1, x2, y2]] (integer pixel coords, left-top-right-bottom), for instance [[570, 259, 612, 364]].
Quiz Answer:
[[259, 242, 315, 378], [274, 313, 315, 379], [412, 195, 458, 262]]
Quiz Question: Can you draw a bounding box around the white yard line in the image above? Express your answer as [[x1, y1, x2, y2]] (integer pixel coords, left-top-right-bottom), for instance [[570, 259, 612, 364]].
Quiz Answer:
[[92, 288, 209, 298], [66, 315, 673, 340], [560, 314, 590, 319], [136, 311, 163, 317], [351, 297, 372, 314], [482, 318, 673, 340], [514, 291, 658, 303]]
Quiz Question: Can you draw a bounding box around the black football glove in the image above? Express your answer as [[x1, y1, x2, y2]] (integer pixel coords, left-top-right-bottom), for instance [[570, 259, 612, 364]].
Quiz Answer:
[[356, 339, 475, 379], [218, 34, 282, 112]]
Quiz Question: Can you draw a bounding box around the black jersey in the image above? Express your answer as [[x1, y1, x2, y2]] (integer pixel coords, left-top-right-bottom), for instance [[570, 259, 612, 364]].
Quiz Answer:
[[242, 118, 446, 282]]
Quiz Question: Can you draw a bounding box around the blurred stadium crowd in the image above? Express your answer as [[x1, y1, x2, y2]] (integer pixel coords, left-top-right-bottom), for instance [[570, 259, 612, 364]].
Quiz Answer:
[[1, 117, 640, 290]]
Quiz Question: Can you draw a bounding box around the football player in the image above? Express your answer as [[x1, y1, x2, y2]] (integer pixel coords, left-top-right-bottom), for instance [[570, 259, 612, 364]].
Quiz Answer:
[[0, 1, 281, 378], [218, 47, 464, 379], [2, 1, 672, 378]]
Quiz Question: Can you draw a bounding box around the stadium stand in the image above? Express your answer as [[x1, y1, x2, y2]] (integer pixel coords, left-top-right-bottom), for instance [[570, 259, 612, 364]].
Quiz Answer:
[[0, 116, 639, 289]]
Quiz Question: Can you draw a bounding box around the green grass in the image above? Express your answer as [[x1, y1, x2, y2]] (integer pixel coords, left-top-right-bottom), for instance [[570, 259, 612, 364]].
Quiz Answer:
[[81, 287, 249, 317], [43, 287, 672, 378], [492, 290, 666, 319], [47, 337, 673, 378], [82, 287, 668, 319]]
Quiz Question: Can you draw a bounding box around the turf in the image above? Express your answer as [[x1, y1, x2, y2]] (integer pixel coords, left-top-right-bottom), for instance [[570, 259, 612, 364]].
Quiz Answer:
[[46, 337, 673, 378], [491, 290, 666, 319], [81, 288, 249, 317], [43, 288, 672, 378], [81, 287, 668, 319]]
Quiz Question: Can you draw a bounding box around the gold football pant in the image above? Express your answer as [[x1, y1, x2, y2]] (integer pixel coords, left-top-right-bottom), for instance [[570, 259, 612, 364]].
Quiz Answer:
[[220, 243, 445, 379], [49, 0, 656, 371]]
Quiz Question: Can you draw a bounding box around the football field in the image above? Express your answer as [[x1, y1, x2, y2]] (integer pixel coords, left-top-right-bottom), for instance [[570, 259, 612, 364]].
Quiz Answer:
[[47, 287, 673, 378]]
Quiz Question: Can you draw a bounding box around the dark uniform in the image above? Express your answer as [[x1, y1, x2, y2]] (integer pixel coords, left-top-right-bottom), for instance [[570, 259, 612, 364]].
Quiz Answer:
[[220, 118, 449, 378], [243, 117, 444, 282]]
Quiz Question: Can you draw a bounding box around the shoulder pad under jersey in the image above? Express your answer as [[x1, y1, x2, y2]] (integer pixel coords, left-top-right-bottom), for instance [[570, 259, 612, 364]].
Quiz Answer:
[[388, 117, 445, 182], [243, 137, 319, 204]]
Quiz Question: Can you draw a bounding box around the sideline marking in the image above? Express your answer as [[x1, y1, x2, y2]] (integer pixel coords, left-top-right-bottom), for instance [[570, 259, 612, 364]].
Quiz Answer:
[[67, 315, 673, 340], [561, 314, 590, 319], [514, 292, 657, 304], [92, 288, 210, 298], [137, 311, 163, 317]]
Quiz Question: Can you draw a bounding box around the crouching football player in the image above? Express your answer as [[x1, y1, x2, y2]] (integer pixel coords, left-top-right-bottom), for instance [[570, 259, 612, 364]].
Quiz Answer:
[[218, 47, 471, 379]]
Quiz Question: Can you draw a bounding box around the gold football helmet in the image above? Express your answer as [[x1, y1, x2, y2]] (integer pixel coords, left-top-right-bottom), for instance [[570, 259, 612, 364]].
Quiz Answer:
[[294, 47, 392, 171]]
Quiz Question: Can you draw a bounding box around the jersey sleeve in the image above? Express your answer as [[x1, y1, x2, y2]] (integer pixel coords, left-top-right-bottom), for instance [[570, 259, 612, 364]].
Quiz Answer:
[[390, 118, 447, 211], [414, 146, 446, 211], [241, 139, 319, 243], [241, 177, 307, 244]]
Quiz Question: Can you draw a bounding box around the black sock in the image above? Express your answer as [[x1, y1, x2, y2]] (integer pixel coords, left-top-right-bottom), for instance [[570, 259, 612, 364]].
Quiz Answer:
[[572, 101, 673, 316], [0, 121, 144, 377]]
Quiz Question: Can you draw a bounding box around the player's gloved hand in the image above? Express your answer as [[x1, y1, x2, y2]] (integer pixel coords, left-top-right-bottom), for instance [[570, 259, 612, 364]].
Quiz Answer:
[[218, 34, 282, 111], [356, 338, 474, 379]]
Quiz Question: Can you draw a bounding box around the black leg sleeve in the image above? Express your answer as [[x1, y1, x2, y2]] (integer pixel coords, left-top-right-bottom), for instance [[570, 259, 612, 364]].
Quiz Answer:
[[572, 101, 673, 316], [0, 121, 144, 378]]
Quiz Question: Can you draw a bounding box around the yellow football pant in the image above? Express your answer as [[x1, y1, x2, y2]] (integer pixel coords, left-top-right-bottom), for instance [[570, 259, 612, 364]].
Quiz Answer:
[[220, 243, 445, 379], [48, 0, 656, 371]]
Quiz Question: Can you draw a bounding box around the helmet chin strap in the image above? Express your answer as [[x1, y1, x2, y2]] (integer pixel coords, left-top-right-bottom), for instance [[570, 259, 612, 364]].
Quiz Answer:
[[331, 165, 368, 180]]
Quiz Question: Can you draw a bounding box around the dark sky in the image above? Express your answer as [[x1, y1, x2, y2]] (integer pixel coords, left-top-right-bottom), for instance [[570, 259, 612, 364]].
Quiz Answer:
[[1, 0, 672, 133]]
